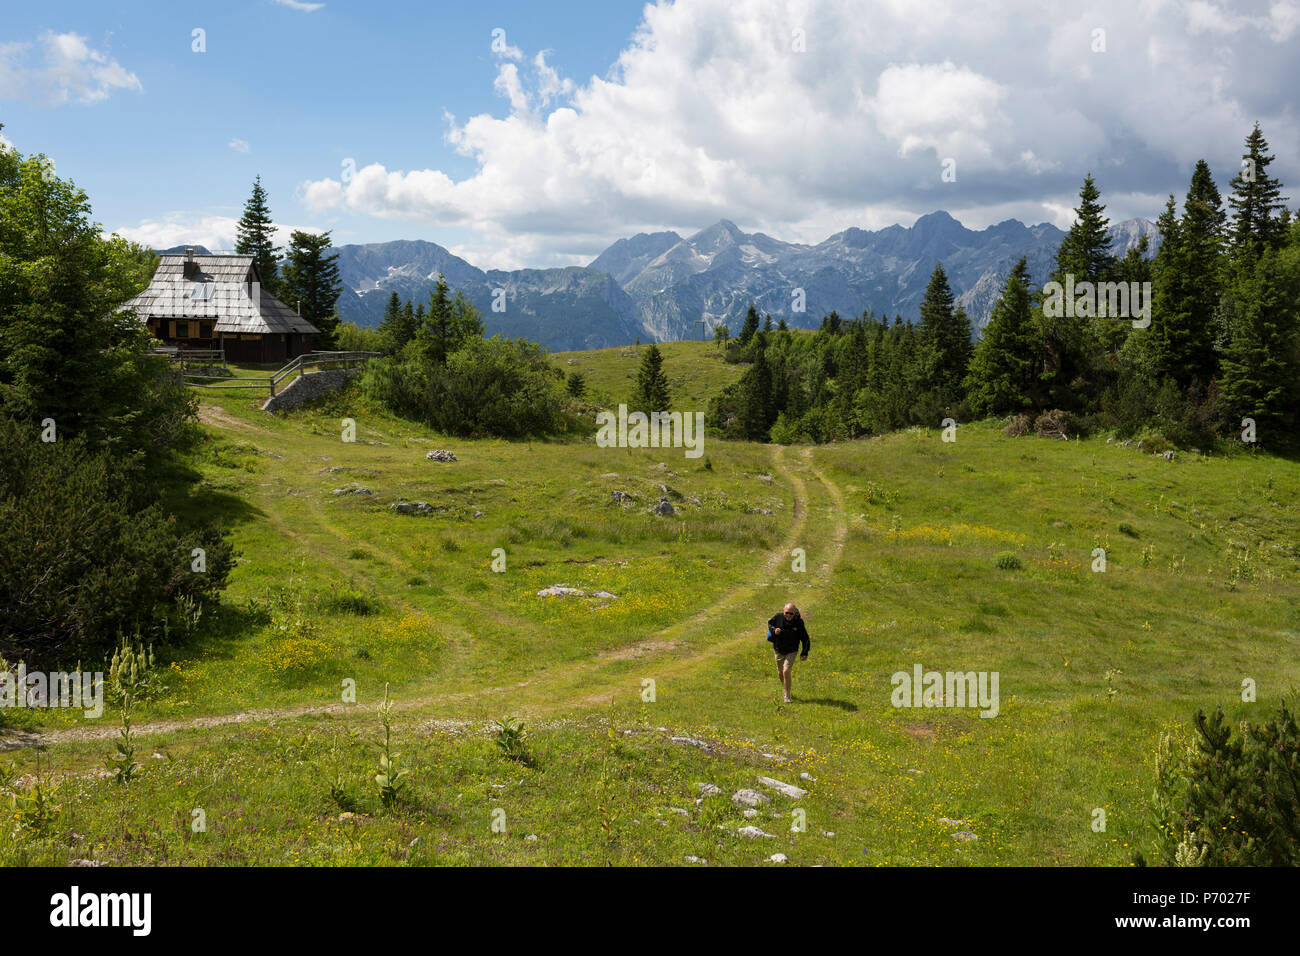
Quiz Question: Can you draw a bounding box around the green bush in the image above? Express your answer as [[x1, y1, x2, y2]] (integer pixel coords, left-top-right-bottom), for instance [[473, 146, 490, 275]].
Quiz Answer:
[[768, 410, 802, 445], [1138, 700, 1300, 866], [0, 416, 235, 665], [1137, 431, 1175, 455], [493, 717, 534, 766], [333, 320, 382, 353], [362, 335, 571, 438], [0, 137, 235, 667], [322, 583, 382, 616], [993, 551, 1023, 570]]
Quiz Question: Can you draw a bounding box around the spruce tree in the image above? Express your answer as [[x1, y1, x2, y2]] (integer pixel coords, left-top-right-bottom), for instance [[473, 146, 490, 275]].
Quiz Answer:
[[888, 321, 921, 428], [785, 370, 809, 422], [1040, 175, 1116, 408], [1052, 174, 1114, 283], [738, 346, 775, 440], [835, 320, 871, 424], [964, 258, 1040, 415], [402, 300, 416, 342], [1148, 163, 1224, 387], [1219, 246, 1300, 443], [951, 306, 973, 379], [280, 230, 342, 348], [771, 359, 790, 420], [418, 274, 453, 365], [1146, 196, 1192, 384], [737, 305, 760, 346], [631, 343, 671, 412], [234, 175, 281, 290], [918, 264, 972, 397], [377, 292, 404, 354], [1100, 233, 1154, 357], [1184, 159, 1227, 268], [378, 295, 418, 355], [1227, 123, 1288, 266], [410, 283, 483, 366]]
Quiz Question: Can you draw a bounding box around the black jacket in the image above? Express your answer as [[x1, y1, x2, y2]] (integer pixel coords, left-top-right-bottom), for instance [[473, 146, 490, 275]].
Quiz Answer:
[[767, 611, 810, 656]]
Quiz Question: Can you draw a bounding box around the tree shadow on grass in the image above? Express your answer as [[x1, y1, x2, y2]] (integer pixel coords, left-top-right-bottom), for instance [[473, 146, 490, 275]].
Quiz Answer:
[[156, 456, 268, 531], [799, 697, 859, 712], [161, 594, 271, 667]]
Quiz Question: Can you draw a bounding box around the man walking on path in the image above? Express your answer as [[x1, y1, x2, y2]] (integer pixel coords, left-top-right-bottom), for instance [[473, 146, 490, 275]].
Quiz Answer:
[[767, 603, 810, 703]]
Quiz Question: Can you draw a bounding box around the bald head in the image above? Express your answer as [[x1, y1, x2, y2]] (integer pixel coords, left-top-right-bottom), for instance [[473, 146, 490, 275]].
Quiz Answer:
[[783, 603, 797, 618]]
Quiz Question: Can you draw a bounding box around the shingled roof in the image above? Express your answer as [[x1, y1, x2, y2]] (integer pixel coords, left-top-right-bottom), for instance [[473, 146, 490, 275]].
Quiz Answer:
[[121, 254, 320, 335]]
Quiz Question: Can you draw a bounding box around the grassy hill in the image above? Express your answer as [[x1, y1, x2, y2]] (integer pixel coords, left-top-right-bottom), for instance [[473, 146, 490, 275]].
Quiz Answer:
[[553, 338, 745, 410], [2, 364, 1299, 866]]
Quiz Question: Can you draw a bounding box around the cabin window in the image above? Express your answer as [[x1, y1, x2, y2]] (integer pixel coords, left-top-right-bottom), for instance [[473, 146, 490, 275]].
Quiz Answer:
[[199, 322, 213, 338], [191, 281, 215, 301], [176, 321, 190, 338]]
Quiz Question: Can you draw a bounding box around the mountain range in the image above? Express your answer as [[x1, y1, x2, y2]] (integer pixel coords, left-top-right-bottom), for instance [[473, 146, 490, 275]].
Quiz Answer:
[[164, 212, 1159, 350]]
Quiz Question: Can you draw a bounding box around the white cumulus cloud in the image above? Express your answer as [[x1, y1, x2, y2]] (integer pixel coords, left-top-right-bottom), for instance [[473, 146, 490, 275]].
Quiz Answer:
[[111, 214, 321, 253], [297, 0, 1300, 267], [0, 31, 142, 106]]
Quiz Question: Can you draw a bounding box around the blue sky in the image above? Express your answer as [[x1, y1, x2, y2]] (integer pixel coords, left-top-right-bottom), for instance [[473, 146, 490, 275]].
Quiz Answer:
[[1, 0, 646, 256], [3, 1, 1297, 269]]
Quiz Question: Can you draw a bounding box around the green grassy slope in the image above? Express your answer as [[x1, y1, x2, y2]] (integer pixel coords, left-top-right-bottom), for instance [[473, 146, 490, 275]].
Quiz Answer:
[[2, 363, 1298, 866], [553, 339, 744, 410]]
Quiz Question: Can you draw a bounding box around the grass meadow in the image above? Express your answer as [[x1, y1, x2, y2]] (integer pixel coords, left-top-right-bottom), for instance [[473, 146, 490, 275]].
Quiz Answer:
[[2, 342, 1298, 866]]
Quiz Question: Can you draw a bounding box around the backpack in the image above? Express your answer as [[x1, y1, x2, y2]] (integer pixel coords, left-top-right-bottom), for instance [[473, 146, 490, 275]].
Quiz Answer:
[[766, 626, 776, 643]]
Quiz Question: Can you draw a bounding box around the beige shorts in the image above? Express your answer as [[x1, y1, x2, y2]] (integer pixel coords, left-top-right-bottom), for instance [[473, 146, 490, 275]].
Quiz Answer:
[[774, 650, 798, 671]]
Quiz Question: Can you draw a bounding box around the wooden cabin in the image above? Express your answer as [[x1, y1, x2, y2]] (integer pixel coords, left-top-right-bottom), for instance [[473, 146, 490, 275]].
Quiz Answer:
[[123, 251, 319, 364]]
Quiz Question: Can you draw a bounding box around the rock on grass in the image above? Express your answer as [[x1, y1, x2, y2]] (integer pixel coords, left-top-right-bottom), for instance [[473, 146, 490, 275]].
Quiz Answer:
[[732, 788, 771, 808], [757, 775, 807, 798]]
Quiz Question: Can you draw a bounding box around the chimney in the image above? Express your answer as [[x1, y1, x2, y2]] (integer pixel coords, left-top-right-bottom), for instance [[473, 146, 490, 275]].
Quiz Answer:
[[184, 245, 194, 261]]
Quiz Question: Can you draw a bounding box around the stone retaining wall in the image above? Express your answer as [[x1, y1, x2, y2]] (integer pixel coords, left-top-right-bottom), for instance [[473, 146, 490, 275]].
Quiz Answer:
[[261, 368, 361, 412]]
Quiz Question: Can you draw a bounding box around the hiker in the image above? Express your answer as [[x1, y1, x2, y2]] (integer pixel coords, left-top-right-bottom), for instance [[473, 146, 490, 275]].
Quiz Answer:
[[767, 603, 810, 703]]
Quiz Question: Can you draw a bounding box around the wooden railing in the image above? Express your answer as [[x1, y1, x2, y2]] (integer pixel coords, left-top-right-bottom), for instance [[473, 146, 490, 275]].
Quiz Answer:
[[268, 351, 379, 395], [153, 347, 227, 369], [183, 351, 380, 395]]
